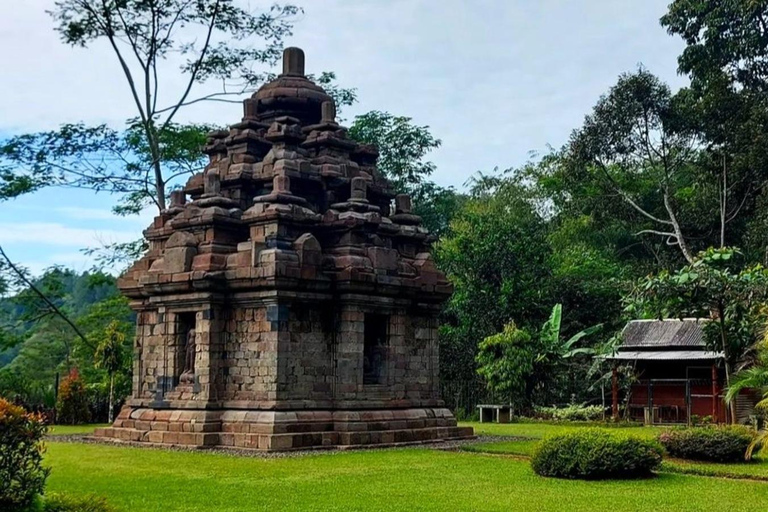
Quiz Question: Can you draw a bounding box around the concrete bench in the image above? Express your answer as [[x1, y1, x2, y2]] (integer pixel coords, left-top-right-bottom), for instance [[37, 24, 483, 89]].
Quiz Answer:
[[477, 404, 512, 423]]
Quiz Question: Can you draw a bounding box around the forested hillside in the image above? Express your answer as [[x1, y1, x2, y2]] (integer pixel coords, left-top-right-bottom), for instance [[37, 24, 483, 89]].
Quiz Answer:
[[0, 269, 133, 417]]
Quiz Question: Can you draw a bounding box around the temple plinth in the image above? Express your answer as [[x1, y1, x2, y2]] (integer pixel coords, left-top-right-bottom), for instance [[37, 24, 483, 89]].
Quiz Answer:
[[95, 47, 473, 451]]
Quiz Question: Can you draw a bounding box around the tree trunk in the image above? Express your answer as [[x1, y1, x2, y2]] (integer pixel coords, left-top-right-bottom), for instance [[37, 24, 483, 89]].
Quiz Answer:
[[108, 374, 115, 424], [720, 154, 727, 249], [144, 121, 166, 211], [611, 366, 619, 421], [663, 191, 694, 263], [717, 308, 737, 424]]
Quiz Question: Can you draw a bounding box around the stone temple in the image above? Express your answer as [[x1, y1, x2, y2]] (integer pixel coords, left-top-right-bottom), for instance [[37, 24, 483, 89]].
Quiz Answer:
[[95, 48, 473, 451]]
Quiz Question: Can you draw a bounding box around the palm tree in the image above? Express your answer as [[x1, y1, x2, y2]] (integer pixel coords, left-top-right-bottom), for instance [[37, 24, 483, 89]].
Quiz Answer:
[[95, 321, 126, 423], [725, 343, 768, 460]]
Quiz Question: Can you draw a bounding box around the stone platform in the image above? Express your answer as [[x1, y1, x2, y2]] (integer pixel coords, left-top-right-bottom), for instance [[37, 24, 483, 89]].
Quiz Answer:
[[94, 406, 473, 451]]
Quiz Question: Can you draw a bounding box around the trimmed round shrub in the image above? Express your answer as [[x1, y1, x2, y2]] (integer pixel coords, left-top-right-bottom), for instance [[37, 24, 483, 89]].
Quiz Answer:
[[0, 398, 50, 510], [531, 429, 663, 479], [659, 425, 755, 463]]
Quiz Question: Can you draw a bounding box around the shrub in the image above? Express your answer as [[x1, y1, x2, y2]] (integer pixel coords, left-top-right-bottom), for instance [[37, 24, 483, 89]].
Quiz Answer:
[[56, 369, 91, 425], [534, 404, 604, 422], [659, 425, 755, 463], [689, 414, 714, 426], [42, 493, 115, 512], [0, 398, 50, 510], [531, 429, 663, 479]]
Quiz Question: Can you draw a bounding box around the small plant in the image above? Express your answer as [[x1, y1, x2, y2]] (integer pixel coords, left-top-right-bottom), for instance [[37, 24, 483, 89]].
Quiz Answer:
[[659, 425, 756, 462], [94, 321, 126, 423], [689, 414, 714, 426], [0, 398, 50, 510], [42, 493, 115, 512], [531, 429, 663, 479], [534, 404, 604, 422], [56, 369, 91, 425]]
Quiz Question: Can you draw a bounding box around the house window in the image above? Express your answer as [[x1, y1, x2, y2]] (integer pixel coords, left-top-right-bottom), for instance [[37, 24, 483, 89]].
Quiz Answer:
[[363, 314, 388, 385]]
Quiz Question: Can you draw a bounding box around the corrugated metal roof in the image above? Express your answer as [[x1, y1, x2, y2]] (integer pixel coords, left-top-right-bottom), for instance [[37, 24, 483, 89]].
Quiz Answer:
[[620, 319, 707, 348], [604, 350, 723, 361]]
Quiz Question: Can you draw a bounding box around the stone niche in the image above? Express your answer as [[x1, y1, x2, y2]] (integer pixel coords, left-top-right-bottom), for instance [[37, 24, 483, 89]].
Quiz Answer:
[[94, 47, 473, 451]]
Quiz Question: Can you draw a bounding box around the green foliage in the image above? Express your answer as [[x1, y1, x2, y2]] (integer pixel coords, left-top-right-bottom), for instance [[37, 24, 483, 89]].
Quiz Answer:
[[662, 1, 768, 92], [0, 399, 50, 509], [0, 122, 210, 216], [568, 68, 707, 263], [40, 493, 115, 512], [726, 340, 768, 414], [475, 323, 535, 407], [347, 111, 462, 235], [627, 247, 768, 370], [537, 303, 602, 361], [94, 322, 126, 378], [436, 179, 552, 383], [659, 426, 756, 463], [534, 404, 604, 422], [1, 269, 133, 419], [55, 369, 91, 426], [531, 429, 662, 479], [49, 0, 299, 88], [94, 321, 127, 423], [348, 111, 440, 193], [662, 1, 768, 263]]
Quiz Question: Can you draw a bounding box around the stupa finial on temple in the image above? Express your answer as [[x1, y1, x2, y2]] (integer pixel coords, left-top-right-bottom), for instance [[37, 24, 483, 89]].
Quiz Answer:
[[282, 47, 305, 76]]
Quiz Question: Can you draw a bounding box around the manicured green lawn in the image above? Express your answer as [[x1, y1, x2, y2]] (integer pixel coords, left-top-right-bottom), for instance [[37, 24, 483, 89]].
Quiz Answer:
[[463, 439, 538, 456], [462, 428, 768, 482], [45, 442, 768, 511], [460, 420, 663, 439], [48, 424, 110, 435]]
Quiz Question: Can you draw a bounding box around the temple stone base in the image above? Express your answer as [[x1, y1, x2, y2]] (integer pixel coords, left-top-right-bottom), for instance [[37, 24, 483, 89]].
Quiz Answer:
[[93, 406, 474, 451]]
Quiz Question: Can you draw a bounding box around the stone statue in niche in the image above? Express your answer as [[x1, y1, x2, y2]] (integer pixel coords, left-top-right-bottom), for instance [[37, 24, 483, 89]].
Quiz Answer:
[[179, 328, 196, 384]]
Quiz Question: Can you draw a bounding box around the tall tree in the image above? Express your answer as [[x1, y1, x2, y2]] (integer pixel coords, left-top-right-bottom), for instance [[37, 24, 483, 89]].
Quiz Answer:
[[435, 177, 552, 383], [662, 1, 768, 262], [662, 1, 768, 93], [347, 110, 464, 235], [46, 0, 299, 211], [568, 69, 708, 264]]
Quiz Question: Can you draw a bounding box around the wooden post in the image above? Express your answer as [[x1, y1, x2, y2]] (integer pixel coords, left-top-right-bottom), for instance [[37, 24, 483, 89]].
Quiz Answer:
[[711, 364, 719, 423], [611, 366, 619, 420]]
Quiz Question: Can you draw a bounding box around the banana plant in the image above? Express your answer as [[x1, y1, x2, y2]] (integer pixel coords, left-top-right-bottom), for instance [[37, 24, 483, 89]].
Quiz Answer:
[[536, 304, 603, 363]]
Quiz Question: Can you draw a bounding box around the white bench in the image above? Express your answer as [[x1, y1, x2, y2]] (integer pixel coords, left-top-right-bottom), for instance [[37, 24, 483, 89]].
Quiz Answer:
[[477, 404, 512, 423]]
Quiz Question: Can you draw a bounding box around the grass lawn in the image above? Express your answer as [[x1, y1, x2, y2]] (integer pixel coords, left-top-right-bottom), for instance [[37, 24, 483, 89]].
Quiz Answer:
[[463, 439, 539, 456], [45, 442, 768, 512], [48, 424, 110, 435], [461, 424, 768, 482], [460, 420, 663, 439]]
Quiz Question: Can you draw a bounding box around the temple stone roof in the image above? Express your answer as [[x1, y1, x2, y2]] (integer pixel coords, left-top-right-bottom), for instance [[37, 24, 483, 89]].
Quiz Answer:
[[118, 47, 452, 305], [246, 48, 333, 125]]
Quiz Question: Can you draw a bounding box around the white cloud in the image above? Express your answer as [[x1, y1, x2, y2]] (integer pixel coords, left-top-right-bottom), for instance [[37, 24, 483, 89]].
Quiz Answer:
[[0, 222, 140, 247], [2, 0, 687, 190], [55, 206, 155, 224]]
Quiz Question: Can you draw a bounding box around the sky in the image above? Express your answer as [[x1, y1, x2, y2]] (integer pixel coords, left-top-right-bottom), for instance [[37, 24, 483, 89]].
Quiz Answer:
[[0, 0, 689, 276]]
